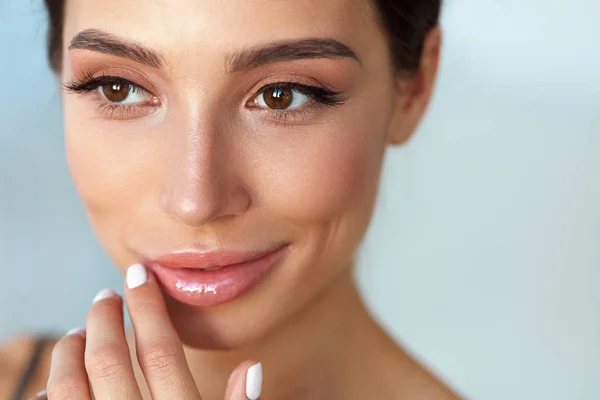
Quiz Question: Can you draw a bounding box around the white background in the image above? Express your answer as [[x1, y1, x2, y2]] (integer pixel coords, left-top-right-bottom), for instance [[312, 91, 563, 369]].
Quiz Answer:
[[1, 0, 599, 398]]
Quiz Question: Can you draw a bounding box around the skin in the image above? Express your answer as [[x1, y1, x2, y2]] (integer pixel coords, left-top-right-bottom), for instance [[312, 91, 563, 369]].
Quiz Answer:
[[0, 0, 462, 399]]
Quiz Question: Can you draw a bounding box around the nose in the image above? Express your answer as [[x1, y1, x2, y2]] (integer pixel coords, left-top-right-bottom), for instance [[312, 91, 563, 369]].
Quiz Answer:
[[160, 126, 250, 227]]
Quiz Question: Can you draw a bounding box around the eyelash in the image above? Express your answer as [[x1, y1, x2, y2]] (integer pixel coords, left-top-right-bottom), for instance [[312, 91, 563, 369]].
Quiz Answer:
[[251, 81, 345, 124], [64, 72, 157, 120], [64, 72, 345, 124]]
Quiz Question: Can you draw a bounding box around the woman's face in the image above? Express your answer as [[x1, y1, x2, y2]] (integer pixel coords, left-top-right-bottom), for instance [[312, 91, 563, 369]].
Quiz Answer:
[[60, 0, 433, 348]]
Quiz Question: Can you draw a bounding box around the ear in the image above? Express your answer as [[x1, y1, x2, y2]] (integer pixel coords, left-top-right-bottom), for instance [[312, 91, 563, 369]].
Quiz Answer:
[[386, 26, 442, 146]]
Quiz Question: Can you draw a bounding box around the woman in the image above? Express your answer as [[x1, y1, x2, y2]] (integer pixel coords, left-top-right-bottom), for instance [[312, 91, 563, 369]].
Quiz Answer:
[[1, 0, 461, 398]]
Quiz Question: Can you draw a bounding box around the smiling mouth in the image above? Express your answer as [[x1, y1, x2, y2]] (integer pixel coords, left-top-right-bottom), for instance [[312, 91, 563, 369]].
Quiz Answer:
[[141, 244, 290, 307]]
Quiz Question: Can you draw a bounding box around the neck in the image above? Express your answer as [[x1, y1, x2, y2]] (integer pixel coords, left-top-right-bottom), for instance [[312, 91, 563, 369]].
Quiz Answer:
[[182, 265, 397, 399]]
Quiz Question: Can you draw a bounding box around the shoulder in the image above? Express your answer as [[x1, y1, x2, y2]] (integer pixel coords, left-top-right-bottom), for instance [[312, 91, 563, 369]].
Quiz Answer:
[[0, 332, 57, 399], [0, 333, 38, 377]]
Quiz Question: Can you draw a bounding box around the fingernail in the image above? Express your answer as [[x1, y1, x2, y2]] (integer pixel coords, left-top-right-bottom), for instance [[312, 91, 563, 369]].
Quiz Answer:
[[36, 389, 47, 397], [93, 288, 117, 303], [246, 362, 262, 400], [65, 327, 86, 337], [126, 263, 147, 289]]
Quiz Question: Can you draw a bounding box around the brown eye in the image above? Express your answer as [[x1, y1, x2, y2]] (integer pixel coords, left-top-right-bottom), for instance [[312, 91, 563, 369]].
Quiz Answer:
[[100, 82, 130, 103], [255, 86, 311, 111], [263, 87, 293, 109]]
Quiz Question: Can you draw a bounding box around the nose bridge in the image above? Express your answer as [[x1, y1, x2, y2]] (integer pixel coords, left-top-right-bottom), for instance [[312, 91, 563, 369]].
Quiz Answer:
[[161, 117, 249, 227]]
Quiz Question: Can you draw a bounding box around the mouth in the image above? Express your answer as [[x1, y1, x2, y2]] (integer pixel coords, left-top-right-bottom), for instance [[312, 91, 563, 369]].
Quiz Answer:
[[142, 244, 289, 307]]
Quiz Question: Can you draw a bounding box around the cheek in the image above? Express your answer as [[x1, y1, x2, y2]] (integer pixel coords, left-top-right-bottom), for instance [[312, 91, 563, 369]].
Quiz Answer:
[[66, 139, 123, 215], [63, 91, 170, 217], [64, 115, 168, 268], [65, 126, 124, 261], [247, 122, 384, 223], [64, 113, 151, 221]]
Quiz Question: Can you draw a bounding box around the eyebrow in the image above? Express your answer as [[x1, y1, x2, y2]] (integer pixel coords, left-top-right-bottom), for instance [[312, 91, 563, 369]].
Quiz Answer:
[[69, 29, 165, 68], [225, 38, 361, 72], [69, 29, 361, 72]]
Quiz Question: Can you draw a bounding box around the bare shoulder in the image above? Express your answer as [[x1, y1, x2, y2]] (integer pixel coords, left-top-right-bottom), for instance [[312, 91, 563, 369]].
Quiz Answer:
[[0, 333, 57, 399], [0, 333, 37, 399]]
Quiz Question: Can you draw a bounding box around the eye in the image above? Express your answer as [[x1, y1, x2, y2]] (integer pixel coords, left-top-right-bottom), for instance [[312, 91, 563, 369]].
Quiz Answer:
[[64, 73, 161, 120], [98, 81, 147, 104], [256, 86, 311, 110]]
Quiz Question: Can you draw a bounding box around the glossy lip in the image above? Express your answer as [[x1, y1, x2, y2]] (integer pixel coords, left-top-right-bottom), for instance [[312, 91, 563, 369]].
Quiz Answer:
[[142, 247, 281, 270], [141, 244, 289, 307]]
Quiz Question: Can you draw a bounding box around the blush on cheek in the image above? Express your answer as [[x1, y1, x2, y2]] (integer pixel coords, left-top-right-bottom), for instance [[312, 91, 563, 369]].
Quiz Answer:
[[64, 122, 142, 217], [256, 125, 382, 222]]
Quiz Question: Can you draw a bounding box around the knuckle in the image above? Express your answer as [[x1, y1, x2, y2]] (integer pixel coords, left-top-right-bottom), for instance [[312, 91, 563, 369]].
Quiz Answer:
[[85, 342, 129, 379], [133, 297, 163, 314], [138, 340, 180, 379]]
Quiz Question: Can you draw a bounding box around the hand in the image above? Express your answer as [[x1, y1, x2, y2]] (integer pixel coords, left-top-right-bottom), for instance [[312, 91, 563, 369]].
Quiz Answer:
[[35, 264, 262, 400]]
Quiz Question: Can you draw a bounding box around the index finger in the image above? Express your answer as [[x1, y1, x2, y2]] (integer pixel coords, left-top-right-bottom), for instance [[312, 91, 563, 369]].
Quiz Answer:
[[124, 263, 202, 400]]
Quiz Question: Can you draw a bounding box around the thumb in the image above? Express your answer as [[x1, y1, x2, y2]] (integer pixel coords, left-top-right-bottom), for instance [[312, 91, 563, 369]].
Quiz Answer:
[[225, 360, 262, 400]]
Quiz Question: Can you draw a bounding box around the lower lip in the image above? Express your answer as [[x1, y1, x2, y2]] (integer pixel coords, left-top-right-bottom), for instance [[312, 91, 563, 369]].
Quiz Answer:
[[148, 246, 288, 307]]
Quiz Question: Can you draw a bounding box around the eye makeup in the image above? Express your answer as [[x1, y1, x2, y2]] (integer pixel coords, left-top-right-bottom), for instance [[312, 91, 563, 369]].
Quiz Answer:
[[64, 70, 161, 120], [64, 66, 348, 124]]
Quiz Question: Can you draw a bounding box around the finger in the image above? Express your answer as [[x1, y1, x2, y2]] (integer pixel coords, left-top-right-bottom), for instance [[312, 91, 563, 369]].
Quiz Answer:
[[124, 263, 201, 400], [28, 389, 48, 400], [46, 328, 92, 400], [84, 288, 143, 400], [225, 361, 262, 400]]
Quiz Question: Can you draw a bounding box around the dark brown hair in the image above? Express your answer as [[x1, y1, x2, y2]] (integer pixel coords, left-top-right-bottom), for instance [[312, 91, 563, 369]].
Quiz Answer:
[[43, 0, 442, 74]]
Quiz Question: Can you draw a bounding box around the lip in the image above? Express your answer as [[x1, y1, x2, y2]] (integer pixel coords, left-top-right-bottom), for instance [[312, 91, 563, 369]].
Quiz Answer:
[[144, 248, 279, 270], [142, 244, 289, 307]]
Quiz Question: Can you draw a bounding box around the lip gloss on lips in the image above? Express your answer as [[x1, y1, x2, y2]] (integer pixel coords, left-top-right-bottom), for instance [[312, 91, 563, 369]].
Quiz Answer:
[[144, 245, 288, 307]]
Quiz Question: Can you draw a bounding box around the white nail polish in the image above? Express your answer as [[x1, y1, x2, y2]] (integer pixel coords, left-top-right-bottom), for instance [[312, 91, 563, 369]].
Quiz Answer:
[[126, 263, 147, 289], [93, 288, 117, 303], [246, 362, 262, 400], [66, 327, 86, 337]]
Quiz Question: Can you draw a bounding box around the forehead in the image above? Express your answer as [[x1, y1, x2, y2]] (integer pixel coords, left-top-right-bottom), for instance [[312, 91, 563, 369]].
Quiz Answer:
[[63, 0, 380, 57]]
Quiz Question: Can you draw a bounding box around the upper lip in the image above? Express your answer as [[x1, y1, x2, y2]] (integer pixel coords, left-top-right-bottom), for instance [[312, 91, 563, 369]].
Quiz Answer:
[[142, 245, 285, 270]]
